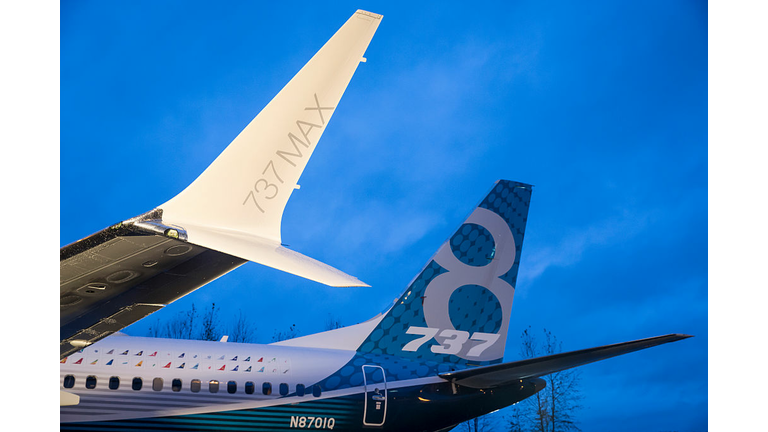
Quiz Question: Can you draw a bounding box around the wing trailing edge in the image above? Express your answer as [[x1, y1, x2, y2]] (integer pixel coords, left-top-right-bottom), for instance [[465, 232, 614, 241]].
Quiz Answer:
[[439, 334, 692, 389]]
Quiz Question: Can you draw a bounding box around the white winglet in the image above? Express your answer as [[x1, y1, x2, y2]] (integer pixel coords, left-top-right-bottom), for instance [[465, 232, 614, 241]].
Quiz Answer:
[[178, 222, 368, 287], [157, 10, 382, 287]]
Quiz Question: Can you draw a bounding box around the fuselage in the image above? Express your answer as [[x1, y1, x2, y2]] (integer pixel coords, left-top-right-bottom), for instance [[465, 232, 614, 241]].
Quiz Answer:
[[60, 334, 543, 431]]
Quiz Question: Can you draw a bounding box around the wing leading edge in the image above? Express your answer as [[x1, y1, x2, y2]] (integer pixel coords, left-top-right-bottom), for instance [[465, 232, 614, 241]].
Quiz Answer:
[[438, 334, 692, 389]]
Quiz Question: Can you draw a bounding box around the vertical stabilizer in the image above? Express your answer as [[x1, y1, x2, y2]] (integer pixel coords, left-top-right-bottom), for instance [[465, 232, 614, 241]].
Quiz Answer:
[[357, 180, 533, 365]]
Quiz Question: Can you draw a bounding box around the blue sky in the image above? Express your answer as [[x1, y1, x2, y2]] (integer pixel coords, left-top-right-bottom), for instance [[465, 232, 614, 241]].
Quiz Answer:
[[61, 1, 707, 430]]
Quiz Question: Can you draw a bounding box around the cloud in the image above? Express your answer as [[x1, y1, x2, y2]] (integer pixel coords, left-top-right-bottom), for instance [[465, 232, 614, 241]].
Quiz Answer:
[[518, 208, 656, 289], [317, 200, 442, 255]]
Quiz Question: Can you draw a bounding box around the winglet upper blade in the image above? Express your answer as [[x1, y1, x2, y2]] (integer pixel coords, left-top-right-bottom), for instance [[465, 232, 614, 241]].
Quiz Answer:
[[155, 11, 382, 287]]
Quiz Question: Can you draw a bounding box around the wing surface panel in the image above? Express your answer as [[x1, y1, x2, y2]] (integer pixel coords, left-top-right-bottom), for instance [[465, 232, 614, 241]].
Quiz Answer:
[[60, 215, 245, 359]]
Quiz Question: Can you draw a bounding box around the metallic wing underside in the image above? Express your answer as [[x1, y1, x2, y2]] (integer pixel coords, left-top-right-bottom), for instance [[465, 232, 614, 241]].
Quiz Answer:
[[60, 211, 246, 359]]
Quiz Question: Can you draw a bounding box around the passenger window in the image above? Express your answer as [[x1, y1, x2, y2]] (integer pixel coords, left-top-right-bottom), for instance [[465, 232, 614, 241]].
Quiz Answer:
[[262, 382, 272, 395], [227, 381, 237, 394], [296, 384, 305, 396], [153, 377, 163, 391], [209, 380, 219, 393], [312, 385, 322, 397], [85, 375, 97, 389], [109, 376, 120, 390], [245, 381, 255, 395], [63, 375, 75, 389], [132, 377, 142, 391], [191, 379, 201, 393], [279, 383, 289, 396], [172, 379, 182, 392]]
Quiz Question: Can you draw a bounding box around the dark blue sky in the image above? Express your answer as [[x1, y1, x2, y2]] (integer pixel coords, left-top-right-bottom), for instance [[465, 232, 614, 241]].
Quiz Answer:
[[61, 1, 707, 430]]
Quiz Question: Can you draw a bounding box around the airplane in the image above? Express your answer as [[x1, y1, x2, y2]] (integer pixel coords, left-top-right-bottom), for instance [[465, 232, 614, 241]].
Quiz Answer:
[[60, 10, 691, 431]]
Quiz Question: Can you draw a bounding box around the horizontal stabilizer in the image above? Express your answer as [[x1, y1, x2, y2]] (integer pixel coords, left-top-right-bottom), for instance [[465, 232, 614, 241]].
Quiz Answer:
[[177, 223, 369, 287], [439, 334, 691, 389]]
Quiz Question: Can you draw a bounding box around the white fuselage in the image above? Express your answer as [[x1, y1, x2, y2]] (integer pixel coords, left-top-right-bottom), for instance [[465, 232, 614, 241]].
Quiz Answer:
[[60, 334, 358, 423]]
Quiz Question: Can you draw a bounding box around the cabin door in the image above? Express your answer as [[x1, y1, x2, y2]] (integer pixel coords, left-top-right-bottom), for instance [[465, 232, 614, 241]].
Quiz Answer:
[[362, 365, 387, 427]]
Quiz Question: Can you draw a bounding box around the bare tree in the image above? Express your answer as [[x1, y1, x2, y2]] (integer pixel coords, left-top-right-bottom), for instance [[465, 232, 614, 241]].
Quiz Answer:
[[272, 324, 299, 342], [161, 303, 198, 339], [324, 313, 343, 330], [515, 327, 583, 432], [456, 414, 497, 432], [146, 317, 162, 338], [506, 404, 526, 432], [199, 302, 222, 341], [228, 309, 256, 343]]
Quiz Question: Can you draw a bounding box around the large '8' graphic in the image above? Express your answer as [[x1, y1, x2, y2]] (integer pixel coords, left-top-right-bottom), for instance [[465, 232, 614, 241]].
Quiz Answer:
[[404, 207, 517, 362]]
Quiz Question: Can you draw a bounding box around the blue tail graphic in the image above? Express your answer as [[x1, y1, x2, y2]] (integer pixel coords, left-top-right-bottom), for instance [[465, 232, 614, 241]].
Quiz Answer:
[[357, 180, 532, 365]]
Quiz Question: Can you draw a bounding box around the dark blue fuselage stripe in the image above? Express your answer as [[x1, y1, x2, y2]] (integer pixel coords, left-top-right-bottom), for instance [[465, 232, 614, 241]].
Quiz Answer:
[[61, 394, 359, 431]]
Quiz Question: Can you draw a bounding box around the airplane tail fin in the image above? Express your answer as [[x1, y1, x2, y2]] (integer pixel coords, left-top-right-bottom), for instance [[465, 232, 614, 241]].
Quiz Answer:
[[356, 180, 533, 365], [154, 10, 383, 287]]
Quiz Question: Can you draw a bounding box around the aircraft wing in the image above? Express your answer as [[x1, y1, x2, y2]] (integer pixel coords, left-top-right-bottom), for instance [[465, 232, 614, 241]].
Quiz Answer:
[[438, 334, 692, 389], [60, 10, 382, 359], [60, 213, 247, 359]]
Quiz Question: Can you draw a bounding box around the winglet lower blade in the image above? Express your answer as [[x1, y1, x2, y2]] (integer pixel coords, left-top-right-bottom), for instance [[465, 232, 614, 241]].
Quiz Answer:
[[177, 223, 369, 287]]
